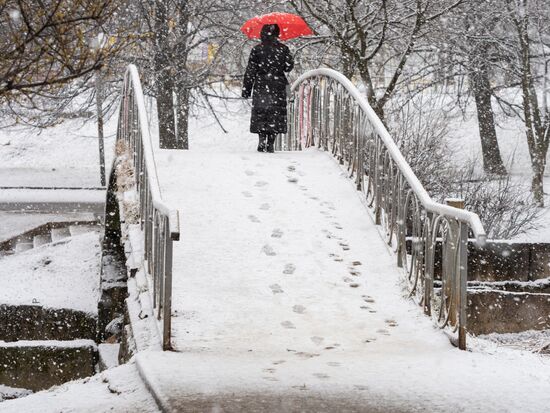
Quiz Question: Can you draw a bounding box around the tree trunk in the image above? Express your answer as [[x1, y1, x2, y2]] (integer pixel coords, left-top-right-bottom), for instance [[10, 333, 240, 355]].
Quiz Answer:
[[156, 78, 178, 149], [175, 85, 189, 149], [470, 66, 507, 175], [155, 0, 178, 149], [532, 152, 546, 207]]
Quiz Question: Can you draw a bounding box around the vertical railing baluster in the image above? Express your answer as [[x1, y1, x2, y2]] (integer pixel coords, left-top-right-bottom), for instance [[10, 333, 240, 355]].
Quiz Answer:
[[283, 70, 482, 350], [458, 222, 468, 350]]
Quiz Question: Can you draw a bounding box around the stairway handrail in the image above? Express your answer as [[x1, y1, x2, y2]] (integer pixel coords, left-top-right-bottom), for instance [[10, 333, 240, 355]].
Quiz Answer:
[[114, 64, 179, 350], [125, 65, 179, 237], [284, 68, 487, 350], [291, 68, 486, 244]]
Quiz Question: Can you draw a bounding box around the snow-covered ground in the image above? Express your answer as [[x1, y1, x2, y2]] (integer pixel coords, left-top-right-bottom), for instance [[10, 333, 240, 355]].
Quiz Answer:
[[137, 98, 550, 412], [1, 85, 549, 411], [0, 211, 96, 242], [0, 115, 117, 188], [0, 363, 160, 413], [0, 232, 101, 314]]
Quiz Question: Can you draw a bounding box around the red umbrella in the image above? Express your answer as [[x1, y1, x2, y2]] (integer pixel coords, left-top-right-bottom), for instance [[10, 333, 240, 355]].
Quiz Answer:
[[240, 12, 313, 41]]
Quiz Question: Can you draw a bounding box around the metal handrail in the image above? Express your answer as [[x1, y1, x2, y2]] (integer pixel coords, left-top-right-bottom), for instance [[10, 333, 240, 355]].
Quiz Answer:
[[281, 68, 487, 349], [116, 64, 179, 350]]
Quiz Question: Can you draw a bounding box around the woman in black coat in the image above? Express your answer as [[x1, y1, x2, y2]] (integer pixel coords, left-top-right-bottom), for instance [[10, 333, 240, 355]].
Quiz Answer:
[[242, 24, 294, 153]]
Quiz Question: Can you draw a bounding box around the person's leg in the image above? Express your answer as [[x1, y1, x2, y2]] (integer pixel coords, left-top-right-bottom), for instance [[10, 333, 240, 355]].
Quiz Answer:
[[257, 133, 267, 152], [266, 133, 275, 153]]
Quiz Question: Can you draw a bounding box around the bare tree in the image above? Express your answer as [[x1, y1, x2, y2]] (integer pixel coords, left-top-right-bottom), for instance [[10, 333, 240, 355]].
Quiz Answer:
[[287, 0, 463, 120], [136, 0, 247, 149], [503, 0, 550, 206], [461, 3, 508, 175], [0, 0, 122, 98]]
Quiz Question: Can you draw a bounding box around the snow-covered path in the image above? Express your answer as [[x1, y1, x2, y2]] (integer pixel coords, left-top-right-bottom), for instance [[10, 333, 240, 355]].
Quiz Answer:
[[147, 143, 550, 412], [156, 148, 427, 355]]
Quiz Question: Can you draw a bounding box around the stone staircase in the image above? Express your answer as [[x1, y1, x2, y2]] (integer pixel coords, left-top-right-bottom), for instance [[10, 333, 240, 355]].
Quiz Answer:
[[0, 220, 110, 393], [0, 221, 99, 257]]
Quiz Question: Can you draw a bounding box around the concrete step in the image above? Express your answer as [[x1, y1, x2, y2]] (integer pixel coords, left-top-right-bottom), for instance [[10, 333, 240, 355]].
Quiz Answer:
[[33, 234, 52, 248], [0, 340, 98, 392], [467, 287, 550, 335], [69, 224, 97, 237], [0, 304, 97, 342], [14, 242, 33, 253], [50, 227, 71, 242], [98, 343, 120, 371]]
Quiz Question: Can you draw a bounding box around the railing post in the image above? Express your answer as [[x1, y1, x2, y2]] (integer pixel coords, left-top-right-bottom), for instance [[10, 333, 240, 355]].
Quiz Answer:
[[445, 198, 465, 341], [163, 220, 173, 350], [458, 222, 468, 350]]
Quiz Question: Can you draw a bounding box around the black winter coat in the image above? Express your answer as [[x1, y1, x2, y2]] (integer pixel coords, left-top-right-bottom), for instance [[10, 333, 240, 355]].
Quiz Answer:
[[242, 40, 294, 134]]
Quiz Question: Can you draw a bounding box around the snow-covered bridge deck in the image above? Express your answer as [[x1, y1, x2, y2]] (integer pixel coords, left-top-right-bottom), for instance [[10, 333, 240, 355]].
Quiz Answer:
[[134, 144, 550, 412], [99, 65, 550, 412]]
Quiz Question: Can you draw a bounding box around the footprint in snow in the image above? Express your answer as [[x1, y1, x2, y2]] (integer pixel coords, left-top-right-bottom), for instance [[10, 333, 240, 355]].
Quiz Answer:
[[262, 376, 278, 382], [255, 180, 268, 187], [295, 352, 320, 359], [287, 165, 296, 172], [270, 284, 284, 294], [245, 170, 255, 176], [271, 229, 283, 238], [327, 361, 341, 367], [385, 319, 398, 327], [287, 176, 299, 183], [242, 191, 253, 198], [293, 304, 306, 314], [313, 373, 330, 380], [310, 336, 324, 345], [377, 329, 390, 336], [281, 321, 296, 329], [262, 244, 276, 256], [283, 263, 296, 274], [248, 214, 260, 223], [259, 203, 271, 210]]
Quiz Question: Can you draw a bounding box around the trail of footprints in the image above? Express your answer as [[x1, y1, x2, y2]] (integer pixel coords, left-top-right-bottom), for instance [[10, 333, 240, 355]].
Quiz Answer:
[[245, 160, 397, 382]]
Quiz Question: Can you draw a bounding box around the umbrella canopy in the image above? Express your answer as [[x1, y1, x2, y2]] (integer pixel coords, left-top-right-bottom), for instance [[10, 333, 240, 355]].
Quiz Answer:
[[240, 12, 313, 41]]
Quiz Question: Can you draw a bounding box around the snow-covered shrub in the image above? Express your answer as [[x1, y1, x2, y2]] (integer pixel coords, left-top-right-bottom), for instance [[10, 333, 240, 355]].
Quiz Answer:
[[388, 94, 540, 240], [449, 163, 540, 239], [389, 93, 454, 196]]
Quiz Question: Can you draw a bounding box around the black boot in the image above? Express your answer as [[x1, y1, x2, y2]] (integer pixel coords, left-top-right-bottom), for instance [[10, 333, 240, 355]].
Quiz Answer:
[[257, 134, 267, 152], [266, 134, 275, 153]]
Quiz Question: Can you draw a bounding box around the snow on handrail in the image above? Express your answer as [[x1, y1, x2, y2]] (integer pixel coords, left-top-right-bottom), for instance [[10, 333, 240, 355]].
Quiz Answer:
[[290, 68, 486, 245], [125, 65, 180, 239]]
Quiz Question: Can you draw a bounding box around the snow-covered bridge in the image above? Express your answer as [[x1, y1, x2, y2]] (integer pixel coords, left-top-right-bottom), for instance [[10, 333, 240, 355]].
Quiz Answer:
[[103, 66, 550, 412]]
